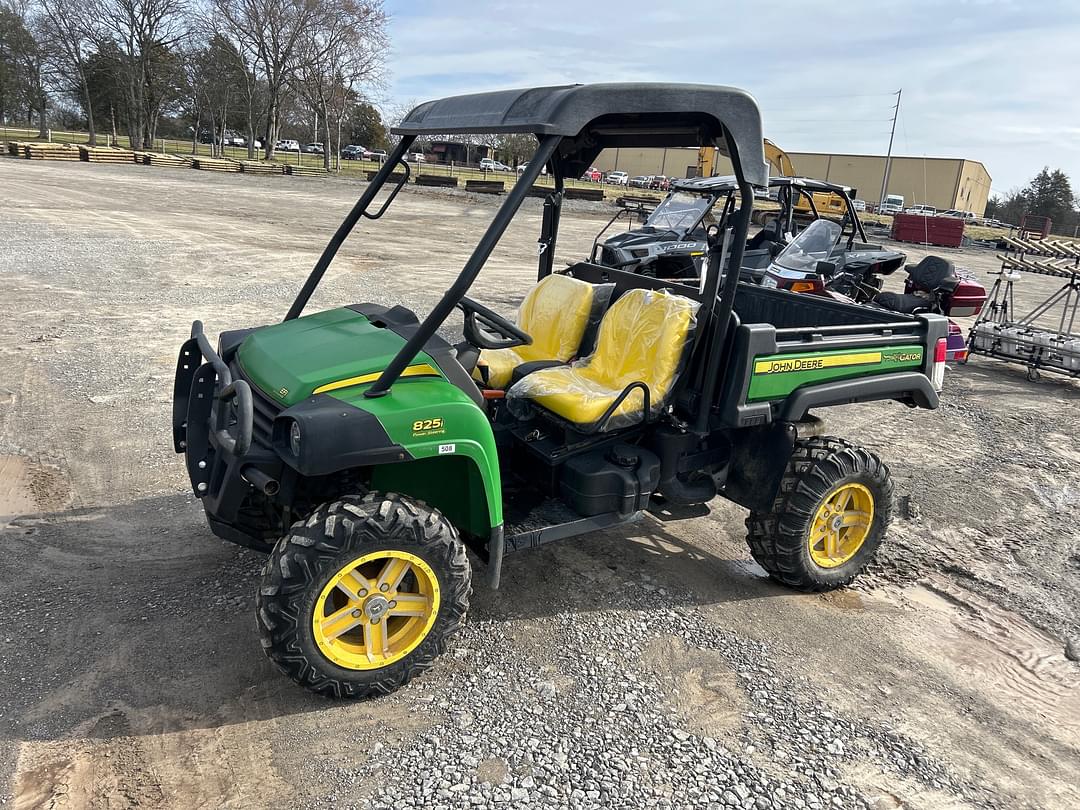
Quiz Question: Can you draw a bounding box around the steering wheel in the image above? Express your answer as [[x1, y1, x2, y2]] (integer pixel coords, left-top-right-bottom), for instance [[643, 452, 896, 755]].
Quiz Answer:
[[457, 296, 532, 350]]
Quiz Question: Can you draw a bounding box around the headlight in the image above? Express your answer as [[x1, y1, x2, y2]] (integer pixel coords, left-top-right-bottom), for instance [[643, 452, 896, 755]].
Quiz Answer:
[[289, 421, 302, 456]]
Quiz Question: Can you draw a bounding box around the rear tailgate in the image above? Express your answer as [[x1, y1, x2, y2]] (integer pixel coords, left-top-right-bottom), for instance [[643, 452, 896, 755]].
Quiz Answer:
[[718, 287, 948, 427]]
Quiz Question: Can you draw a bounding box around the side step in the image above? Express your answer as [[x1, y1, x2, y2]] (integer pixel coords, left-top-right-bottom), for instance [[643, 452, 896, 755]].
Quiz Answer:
[[504, 510, 641, 554]]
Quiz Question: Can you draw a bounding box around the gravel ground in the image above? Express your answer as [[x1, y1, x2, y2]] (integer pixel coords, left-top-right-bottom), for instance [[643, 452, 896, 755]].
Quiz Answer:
[[0, 159, 1078, 810]]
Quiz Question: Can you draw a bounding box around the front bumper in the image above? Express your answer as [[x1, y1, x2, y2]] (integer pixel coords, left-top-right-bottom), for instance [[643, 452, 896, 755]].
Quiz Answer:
[[172, 320, 281, 546]]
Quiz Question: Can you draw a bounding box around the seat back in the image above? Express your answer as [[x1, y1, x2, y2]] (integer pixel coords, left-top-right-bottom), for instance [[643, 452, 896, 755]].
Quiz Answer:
[[582, 288, 699, 408], [516, 273, 605, 363]]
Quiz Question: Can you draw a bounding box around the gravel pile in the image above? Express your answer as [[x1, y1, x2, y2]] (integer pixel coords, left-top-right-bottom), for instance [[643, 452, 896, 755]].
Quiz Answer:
[[302, 576, 991, 810]]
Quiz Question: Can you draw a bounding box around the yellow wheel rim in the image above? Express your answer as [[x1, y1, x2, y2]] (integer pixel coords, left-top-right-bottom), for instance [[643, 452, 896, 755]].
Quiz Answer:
[[808, 482, 874, 569], [312, 550, 441, 671]]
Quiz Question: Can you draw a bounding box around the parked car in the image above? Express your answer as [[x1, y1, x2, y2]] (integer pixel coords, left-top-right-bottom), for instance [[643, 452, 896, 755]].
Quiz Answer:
[[367, 149, 388, 162], [517, 162, 549, 176], [581, 167, 602, 182], [649, 175, 670, 191], [302, 143, 325, 155], [904, 204, 937, 216], [628, 175, 651, 188], [218, 130, 244, 147], [605, 170, 629, 185], [480, 158, 513, 172], [341, 145, 366, 160], [938, 209, 976, 222], [275, 139, 301, 152], [851, 198, 867, 212]]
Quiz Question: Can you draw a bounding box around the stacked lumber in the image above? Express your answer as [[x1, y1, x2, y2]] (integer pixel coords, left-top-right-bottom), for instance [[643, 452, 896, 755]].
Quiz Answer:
[[24, 143, 81, 161], [192, 157, 240, 172], [79, 145, 134, 163], [6, 141, 28, 157], [366, 170, 407, 182], [465, 179, 505, 195], [564, 186, 604, 202], [285, 165, 328, 177], [145, 152, 191, 168], [239, 161, 284, 175], [415, 174, 458, 188]]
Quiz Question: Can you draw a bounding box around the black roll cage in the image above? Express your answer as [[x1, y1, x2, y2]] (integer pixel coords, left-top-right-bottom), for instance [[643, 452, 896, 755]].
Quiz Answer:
[[648, 177, 869, 247], [281, 95, 760, 436]]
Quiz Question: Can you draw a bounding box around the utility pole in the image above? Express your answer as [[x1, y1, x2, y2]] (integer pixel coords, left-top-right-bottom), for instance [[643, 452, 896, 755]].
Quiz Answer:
[[878, 88, 901, 208]]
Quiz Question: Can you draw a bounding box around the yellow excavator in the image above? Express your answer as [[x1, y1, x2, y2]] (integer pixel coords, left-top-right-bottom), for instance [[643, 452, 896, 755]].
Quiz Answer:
[[697, 139, 848, 220]]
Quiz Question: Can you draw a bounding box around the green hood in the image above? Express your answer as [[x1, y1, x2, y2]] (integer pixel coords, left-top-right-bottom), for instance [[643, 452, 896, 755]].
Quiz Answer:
[[236, 308, 441, 407]]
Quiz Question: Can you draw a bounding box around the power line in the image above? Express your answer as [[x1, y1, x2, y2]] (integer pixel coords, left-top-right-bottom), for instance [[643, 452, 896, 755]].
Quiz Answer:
[[878, 89, 902, 206]]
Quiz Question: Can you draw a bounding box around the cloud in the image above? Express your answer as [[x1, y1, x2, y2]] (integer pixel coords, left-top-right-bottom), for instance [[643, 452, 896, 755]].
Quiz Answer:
[[383, 0, 1080, 193]]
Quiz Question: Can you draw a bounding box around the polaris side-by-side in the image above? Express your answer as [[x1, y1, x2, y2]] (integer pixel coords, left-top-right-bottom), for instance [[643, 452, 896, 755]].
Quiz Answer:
[[172, 83, 948, 697], [593, 175, 897, 283]]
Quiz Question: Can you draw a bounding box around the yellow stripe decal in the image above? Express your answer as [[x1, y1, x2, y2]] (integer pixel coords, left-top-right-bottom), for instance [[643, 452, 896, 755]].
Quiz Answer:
[[753, 352, 882, 375], [312, 363, 442, 394]]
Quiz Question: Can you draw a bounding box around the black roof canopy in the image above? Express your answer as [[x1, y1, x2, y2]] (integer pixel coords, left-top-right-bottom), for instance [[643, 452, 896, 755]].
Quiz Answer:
[[393, 83, 768, 187]]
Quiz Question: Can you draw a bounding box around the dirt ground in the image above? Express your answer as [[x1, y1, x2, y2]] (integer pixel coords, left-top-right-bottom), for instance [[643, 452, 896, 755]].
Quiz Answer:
[[0, 159, 1078, 810]]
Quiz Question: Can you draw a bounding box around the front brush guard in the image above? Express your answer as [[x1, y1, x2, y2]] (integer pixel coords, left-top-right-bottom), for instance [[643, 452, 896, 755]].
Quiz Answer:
[[172, 320, 253, 494]]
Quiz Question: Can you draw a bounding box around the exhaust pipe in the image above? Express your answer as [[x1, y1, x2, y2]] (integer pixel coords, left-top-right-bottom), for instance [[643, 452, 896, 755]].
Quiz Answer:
[[241, 466, 280, 497]]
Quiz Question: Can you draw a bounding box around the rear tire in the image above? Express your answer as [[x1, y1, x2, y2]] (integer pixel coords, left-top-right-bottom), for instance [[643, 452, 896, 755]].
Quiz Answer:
[[256, 492, 471, 698], [745, 436, 892, 591]]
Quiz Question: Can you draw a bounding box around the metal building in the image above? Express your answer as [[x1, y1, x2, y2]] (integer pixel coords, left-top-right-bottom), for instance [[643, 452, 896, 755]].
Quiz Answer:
[[785, 153, 992, 216]]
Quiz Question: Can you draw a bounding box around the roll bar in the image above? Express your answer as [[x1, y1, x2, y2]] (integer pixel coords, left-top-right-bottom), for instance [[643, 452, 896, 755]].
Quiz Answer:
[[365, 135, 562, 398], [285, 135, 417, 321]]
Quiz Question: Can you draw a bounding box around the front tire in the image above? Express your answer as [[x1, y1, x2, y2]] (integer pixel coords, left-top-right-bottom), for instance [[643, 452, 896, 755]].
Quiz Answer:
[[256, 492, 471, 698], [745, 436, 893, 591]]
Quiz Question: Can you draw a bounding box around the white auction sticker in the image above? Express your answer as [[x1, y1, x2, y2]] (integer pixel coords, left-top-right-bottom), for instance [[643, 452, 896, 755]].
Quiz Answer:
[[438, 443, 456, 454]]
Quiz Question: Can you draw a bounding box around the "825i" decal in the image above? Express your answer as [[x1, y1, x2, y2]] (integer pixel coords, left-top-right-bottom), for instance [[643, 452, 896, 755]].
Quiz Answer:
[[412, 417, 445, 436]]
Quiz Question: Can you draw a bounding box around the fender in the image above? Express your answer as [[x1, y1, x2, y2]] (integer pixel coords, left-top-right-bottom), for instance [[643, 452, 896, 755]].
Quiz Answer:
[[778, 372, 938, 422]]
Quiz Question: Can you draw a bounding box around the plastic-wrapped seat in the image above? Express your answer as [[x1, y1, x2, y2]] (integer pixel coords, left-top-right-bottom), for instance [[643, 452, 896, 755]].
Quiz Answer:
[[472, 274, 612, 389], [506, 288, 699, 431]]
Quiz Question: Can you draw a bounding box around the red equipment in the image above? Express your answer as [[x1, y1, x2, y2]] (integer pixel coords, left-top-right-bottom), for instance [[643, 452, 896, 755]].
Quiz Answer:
[[891, 213, 965, 248]]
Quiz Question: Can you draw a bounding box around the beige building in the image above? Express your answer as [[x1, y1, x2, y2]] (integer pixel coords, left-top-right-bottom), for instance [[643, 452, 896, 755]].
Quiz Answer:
[[785, 153, 992, 216], [594, 147, 992, 216], [594, 147, 701, 180]]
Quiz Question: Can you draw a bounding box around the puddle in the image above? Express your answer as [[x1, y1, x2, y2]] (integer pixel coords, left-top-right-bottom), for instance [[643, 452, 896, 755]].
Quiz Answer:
[[876, 577, 1080, 736], [819, 587, 866, 611]]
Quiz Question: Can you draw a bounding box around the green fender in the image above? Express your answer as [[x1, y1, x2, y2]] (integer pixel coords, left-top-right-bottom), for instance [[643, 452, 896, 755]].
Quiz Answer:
[[329, 378, 502, 539]]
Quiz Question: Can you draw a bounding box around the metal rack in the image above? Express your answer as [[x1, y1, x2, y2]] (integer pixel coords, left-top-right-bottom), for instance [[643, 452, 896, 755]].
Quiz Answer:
[[967, 235, 1080, 381]]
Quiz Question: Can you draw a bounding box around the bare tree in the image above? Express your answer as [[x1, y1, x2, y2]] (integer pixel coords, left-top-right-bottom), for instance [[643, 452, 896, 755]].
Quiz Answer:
[[212, 0, 323, 160], [92, 0, 188, 150], [2, 0, 49, 135], [36, 0, 99, 144], [295, 0, 386, 170]]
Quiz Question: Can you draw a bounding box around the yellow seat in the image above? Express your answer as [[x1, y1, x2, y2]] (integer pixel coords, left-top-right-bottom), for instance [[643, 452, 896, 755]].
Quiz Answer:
[[472, 274, 604, 389], [507, 288, 699, 430]]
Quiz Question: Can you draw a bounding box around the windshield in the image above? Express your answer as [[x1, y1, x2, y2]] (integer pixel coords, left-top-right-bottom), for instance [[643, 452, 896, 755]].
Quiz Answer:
[[773, 219, 842, 271], [645, 191, 714, 233]]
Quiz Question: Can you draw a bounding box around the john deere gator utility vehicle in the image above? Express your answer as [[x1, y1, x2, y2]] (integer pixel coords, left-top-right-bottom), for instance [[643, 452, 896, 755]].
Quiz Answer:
[[172, 83, 949, 698]]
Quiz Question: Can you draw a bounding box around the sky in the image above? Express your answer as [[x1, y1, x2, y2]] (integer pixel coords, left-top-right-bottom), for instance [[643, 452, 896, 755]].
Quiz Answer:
[[381, 0, 1080, 197]]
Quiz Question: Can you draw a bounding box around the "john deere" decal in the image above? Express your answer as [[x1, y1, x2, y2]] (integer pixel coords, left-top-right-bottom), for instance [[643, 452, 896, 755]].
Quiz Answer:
[[747, 345, 924, 402]]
